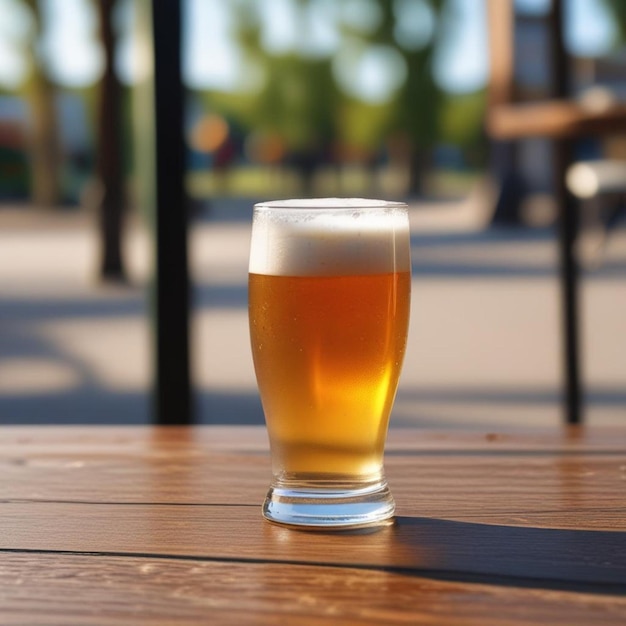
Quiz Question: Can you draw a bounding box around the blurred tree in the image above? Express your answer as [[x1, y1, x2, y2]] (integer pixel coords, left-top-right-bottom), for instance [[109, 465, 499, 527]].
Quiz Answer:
[[92, 0, 126, 282], [199, 0, 457, 197], [439, 89, 487, 165], [253, 55, 337, 191], [19, 0, 126, 278], [22, 0, 62, 207], [344, 0, 448, 196], [600, 0, 626, 43], [399, 0, 448, 195], [227, 0, 339, 193]]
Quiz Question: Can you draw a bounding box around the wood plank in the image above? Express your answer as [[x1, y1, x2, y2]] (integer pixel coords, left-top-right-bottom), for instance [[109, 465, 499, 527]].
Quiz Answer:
[[1, 430, 624, 540], [1, 502, 625, 591], [0, 426, 271, 454], [1, 428, 624, 529], [1, 426, 624, 454], [1, 427, 625, 623], [0, 449, 271, 504], [388, 454, 626, 530], [2, 553, 625, 626], [487, 101, 626, 140], [1, 454, 624, 527]]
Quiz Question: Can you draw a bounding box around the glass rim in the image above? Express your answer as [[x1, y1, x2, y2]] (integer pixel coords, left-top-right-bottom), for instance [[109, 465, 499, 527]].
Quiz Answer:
[[254, 197, 408, 211]]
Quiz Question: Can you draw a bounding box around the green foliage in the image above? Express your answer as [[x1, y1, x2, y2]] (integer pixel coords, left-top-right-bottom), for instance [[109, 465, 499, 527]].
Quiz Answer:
[[337, 98, 394, 150], [439, 89, 487, 145], [251, 55, 337, 151], [202, 0, 455, 155], [600, 0, 626, 44]]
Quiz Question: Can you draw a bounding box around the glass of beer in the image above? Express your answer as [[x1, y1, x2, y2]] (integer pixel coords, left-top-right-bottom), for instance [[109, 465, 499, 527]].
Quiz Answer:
[[248, 198, 411, 529]]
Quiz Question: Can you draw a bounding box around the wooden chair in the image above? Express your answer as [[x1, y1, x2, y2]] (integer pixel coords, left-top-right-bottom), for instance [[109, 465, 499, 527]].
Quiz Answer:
[[485, 0, 626, 424]]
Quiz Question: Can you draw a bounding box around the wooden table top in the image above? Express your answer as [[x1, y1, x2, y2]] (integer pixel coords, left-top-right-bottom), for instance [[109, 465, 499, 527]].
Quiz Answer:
[[1, 425, 625, 625]]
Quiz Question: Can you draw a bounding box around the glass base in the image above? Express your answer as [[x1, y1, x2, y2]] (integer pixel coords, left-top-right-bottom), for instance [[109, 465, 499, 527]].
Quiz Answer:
[[262, 478, 395, 529]]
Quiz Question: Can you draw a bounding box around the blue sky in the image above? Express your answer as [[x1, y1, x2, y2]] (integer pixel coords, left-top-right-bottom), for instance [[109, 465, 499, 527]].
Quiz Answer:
[[0, 0, 618, 99]]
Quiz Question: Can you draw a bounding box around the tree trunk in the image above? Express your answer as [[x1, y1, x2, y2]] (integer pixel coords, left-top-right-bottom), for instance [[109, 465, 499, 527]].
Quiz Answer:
[[95, 0, 126, 282], [408, 146, 430, 198], [23, 0, 61, 208]]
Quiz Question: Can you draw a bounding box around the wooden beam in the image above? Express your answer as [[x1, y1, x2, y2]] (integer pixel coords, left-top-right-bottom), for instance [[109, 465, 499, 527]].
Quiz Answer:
[[487, 100, 626, 140], [486, 0, 515, 108]]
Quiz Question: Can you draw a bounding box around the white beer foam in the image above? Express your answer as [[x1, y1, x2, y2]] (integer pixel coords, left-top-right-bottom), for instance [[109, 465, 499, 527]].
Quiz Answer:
[[249, 198, 410, 276], [255, 198, 403, 209]]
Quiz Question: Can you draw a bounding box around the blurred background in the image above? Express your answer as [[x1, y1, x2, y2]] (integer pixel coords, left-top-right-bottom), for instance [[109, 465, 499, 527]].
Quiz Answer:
[[0, 0, 624, 427]]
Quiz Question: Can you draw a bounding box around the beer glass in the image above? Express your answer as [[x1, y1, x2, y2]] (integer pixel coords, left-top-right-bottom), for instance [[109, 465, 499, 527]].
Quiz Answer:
[[248, 198, 411, 528]]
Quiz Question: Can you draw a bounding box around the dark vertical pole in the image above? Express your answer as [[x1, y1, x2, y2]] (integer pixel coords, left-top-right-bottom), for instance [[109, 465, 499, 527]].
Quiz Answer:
[[549, 0, 582, 424], [486, 0, 525, 226], [96, 0, 126, 282], [554, 141, 582, 424], [151, 0, 192, 424]]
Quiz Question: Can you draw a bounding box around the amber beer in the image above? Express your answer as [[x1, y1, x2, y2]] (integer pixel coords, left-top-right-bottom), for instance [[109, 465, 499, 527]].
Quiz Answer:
[[249, 199, 411, 528]]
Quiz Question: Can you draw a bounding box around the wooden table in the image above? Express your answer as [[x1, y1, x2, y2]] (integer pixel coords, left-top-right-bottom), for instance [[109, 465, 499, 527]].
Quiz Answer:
[[1, 426, 625, 624]]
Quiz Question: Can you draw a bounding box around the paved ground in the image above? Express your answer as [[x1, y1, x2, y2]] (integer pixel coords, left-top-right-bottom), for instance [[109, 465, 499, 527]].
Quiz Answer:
[[0, 197, 624, 428]]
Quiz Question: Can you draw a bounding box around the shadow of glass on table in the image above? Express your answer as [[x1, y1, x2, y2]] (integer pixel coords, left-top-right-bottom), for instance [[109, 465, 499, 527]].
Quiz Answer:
[[263, 515, 626, 595], [389, 517, 626, 594]]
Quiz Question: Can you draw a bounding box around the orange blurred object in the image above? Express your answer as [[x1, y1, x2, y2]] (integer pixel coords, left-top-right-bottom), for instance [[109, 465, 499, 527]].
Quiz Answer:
[[190, 114, 229, 153], [245, 131, 286, 164]]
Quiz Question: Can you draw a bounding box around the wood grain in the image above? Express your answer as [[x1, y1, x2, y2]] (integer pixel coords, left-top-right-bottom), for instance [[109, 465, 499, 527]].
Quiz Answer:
[[2, 553, 625, 626], [1, 425, 623, 452], [1, 426, 625, 624], [1, 427, 624, 529], [1, 502, 624, 591]]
